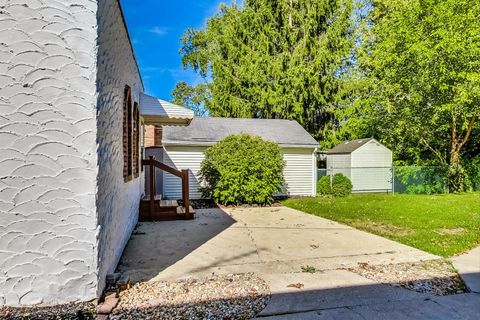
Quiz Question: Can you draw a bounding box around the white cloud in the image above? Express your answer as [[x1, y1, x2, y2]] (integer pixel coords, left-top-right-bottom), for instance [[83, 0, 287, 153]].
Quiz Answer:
[[149, 26, 168, 36]]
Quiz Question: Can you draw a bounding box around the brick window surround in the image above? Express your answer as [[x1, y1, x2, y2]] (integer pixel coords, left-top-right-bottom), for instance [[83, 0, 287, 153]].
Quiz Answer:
[[123, 86, 140, 182]]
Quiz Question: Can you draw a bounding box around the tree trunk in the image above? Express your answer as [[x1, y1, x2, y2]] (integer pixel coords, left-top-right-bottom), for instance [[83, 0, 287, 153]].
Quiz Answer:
[[448, 148, 465, 193], [289, 0, 293, 28], [447, 113, 476, 193]]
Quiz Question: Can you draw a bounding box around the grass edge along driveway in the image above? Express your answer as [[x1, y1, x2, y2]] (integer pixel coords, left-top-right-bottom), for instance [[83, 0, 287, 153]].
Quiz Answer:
[[283, 193, 480, 257]]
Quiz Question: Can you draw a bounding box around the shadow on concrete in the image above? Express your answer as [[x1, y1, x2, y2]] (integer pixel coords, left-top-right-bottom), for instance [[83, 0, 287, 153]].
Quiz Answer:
[[109, 279, 480, 320], [2, 278, 479, 319], [113, 204, 480, 319], [257, 277, 477, 319], [115, 208, 236, 283]]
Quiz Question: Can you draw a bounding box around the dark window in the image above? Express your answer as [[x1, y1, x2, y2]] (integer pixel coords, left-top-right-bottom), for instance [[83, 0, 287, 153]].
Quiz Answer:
[[123, 86, 132, 181], [133, 102, 140, 177], [123, 86, 141, 182]]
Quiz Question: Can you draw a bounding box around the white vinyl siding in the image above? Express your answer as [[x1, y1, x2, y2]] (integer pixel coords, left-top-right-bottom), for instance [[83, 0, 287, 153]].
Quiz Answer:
[[282, 148, 316, 196], [350, 167, 392, 193], [163, 146, 206, 199], [351, 141, 392, 168], [351, 141, 393, 193], [327, 140, 393, 193], [163, 146, 316, 199], [326, 154, 352, 179]]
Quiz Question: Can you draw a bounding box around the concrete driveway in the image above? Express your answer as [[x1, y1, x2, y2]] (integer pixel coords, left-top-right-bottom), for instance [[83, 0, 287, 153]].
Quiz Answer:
[[117, 206, 480, 319]]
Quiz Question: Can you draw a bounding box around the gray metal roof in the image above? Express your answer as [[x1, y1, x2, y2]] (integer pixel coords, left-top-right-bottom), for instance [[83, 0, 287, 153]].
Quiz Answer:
[[327, 138, 376, 154], [162, 117, 319, 148], [140, 93, 194, 125]]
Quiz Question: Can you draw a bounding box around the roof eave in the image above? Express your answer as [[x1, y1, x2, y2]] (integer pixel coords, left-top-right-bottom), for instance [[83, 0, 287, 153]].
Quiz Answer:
[[327, 151, 351, 155], [141, 115, 193, 126], [163, 140, 318, 149]]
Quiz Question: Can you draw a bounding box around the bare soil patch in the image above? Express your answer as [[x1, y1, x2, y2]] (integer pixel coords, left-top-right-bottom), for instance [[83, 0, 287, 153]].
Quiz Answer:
[[435, 228, 465, 235], [352, 221, 413, 237]]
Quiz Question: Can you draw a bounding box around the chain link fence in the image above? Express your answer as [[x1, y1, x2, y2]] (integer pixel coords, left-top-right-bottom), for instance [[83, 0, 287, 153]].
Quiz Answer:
[[317, 166, 473, 194], [392, 166, 449, 194]]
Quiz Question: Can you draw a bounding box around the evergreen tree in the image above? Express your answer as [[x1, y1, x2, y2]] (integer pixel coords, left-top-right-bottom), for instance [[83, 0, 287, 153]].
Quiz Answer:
[[179, 0, 354, 147]]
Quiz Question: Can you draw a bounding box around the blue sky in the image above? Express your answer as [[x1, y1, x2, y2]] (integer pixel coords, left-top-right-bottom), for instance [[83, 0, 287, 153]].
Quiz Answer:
[[120, 0, 230, 100]]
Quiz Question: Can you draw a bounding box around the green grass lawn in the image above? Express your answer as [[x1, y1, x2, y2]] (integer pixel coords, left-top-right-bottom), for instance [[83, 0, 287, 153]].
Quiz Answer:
[[283, 193, 480, 257]]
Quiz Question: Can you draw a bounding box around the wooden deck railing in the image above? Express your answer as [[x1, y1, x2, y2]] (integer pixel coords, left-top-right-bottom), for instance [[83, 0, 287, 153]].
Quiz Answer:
[[142, 156, 191, 220]]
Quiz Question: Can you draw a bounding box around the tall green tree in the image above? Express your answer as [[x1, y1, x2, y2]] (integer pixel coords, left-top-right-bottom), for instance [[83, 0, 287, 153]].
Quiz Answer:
[[179, 0, 354, 147], [171, 81, 211, 116], [357, 0, 480, 191]]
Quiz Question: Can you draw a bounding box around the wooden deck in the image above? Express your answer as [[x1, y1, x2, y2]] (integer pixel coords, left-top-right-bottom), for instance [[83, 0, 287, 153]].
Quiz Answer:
[[139, 196, 195, 221], [140, 156, 194, 221]]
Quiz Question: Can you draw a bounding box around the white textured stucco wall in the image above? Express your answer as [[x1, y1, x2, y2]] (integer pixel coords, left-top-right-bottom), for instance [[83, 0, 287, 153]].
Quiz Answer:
[[0, 0, 99, 306], [95, 0, 144, 296], [0, 0, 144, 306]]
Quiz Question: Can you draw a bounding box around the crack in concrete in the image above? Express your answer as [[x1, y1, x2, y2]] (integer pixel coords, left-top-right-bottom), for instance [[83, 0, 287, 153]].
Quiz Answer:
[[242, 221, 264, 263], [204, 250, 405, 269], [230, 226, 352, 230], [346, 305, 369, 320], [230, 213, 265, 263]]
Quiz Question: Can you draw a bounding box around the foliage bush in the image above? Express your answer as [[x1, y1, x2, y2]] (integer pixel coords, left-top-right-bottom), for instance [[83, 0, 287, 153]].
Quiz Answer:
[[199, 134, 285, 205], [465, 158, 480, 192], [331, 173, 353, 197], [394, 166, 448, 194], [317, 176, 332, 195]]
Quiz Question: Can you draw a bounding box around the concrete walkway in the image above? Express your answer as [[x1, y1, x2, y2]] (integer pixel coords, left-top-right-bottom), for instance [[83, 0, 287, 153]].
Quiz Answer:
[[452, 246, 480, 293], [118, 206, 436, 282], [257, 293, 480, 319], [117, 206, 480, 319]]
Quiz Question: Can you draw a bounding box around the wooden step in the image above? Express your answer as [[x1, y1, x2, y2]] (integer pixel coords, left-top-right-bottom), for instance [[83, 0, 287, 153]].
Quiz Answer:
[[176, 206, 196, 216], [159, 200, 178, 208], [142, 194, 162, 201], [139, 199, 182, 221], [157, 200, 178, 215], [139, 199, 196, 222]]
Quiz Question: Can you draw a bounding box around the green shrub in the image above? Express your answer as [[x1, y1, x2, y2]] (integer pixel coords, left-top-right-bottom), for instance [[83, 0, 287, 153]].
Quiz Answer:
[[331, 173, 352, 197], [465, 158, 480, 191], [317, 176, 332, 195], [394, 166, 448, 194], [199, 134, 285, 205]]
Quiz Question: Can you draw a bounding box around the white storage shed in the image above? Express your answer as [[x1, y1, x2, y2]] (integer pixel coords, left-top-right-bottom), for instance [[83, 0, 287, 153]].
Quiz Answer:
[[327, 138, 393, 193], [159, 118, 319, 199]]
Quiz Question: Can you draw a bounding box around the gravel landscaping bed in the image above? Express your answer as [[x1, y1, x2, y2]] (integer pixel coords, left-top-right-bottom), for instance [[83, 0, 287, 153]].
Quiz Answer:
[[178, 199, 219, 209], [178, 199, 284, 209], [0, 302, 95, 320], [110, 273, 270, 320], [349, 259, 469, 295]]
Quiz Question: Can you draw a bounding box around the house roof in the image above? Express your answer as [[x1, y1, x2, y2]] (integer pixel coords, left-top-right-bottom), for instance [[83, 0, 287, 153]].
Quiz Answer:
[[327, 138, 376, 154], [162, 117, 319, 148], [140, 93, 194, 125]]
